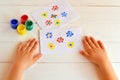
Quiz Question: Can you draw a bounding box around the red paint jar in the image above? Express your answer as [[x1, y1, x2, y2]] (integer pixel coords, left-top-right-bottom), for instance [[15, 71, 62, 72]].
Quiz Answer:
[[20, 14, 28, 24]]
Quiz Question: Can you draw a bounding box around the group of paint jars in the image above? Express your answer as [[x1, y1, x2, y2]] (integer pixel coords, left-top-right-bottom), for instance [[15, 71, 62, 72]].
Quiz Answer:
[[10, 14, 33, 35]]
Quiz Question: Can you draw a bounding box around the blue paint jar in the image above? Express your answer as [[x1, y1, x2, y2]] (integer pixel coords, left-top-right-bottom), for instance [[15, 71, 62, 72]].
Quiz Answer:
[[10, 19, 19, 29]]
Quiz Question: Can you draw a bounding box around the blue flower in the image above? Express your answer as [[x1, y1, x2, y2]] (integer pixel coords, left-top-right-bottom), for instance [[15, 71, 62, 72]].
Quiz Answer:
[[46, 32, 53, 38], [61, 12, 68, 17], [66, 31, 74, 37]]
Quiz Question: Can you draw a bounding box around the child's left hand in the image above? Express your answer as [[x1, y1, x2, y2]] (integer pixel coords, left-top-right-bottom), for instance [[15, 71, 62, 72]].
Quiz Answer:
[[13, 39, 42, 71]]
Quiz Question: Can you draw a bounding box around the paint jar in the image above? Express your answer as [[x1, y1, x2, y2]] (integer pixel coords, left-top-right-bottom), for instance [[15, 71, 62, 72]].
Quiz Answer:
[[10, 19, 19, 29], [25, 20, 33, 31], [20, 14, 28, 24], [17, 24, 26, 35]]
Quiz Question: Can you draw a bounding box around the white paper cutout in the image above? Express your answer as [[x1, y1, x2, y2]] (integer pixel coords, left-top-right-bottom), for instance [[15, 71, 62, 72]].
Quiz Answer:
[[32, 0, 80, 29], [40, 28, 83, 54]]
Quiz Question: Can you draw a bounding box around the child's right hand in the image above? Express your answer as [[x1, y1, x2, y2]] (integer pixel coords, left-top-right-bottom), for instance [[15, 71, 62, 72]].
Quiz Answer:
[[13, 39, 42, 72], [80, 36, 109, 66]]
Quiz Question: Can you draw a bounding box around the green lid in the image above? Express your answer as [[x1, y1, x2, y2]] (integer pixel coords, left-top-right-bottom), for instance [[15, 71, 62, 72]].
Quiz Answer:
[[25, 20, 33, 31]]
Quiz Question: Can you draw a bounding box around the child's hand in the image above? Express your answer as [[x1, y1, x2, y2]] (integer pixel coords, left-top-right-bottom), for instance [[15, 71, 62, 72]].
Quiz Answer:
[[13, 39, 42, 71], [80, 36, 109, 66]]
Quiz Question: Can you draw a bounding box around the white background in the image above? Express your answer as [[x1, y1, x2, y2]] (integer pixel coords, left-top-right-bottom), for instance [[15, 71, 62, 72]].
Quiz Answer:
[[0, 0, 120, 80]]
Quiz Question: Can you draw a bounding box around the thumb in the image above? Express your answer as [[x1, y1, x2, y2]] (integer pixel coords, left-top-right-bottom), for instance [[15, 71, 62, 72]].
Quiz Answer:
[[32, 53, 42, 64]]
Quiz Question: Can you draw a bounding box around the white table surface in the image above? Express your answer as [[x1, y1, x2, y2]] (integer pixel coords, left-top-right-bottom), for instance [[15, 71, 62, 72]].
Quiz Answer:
[[0, 0, 120, 80]]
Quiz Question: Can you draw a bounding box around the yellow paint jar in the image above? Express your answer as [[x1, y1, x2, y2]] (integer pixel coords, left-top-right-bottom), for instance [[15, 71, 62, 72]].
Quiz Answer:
[[17, 24, 26, 35]]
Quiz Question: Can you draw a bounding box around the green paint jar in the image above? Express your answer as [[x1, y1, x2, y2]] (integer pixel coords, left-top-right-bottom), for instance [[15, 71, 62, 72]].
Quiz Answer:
[[25, 20, 33, 31]]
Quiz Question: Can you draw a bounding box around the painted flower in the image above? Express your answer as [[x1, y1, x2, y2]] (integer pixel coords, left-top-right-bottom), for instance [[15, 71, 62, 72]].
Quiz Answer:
[[67, 42, 75, 48], [46, 32, 53, 38], [48, 43, 55, 50], [56, 37, 64, 43], [51, 13, 57, 19], [45, 20, 52, 26], [41, 12, 48, 18], [54, 20, 61, 26], [66, 31, 74, 37], [61, 12, 68, 17], [52, 5, 59, 11]]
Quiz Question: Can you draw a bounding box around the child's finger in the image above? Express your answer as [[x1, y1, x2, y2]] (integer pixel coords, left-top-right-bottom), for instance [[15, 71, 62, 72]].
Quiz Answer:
[[86, 36, 95, 49], [30, 41, 38, 55], [80, 50, 90, 58], [26, 39, 36, 52], [17, 42, 22, 52], [97, 40, 105, 49], [32, 53, 42, 64], [82, 36, 91, 50], [22, 39, 31, 51], [90, 37, 99, 48]]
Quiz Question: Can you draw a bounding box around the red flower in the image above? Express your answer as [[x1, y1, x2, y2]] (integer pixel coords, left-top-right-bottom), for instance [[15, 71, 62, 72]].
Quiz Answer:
[[45, 20, 52, 26], [52, 5, 59, 11], [56, 37, 64, 43]]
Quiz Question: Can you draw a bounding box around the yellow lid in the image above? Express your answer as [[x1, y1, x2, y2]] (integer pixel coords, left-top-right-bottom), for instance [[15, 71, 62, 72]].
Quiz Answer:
[[17, 24, 26, 35]]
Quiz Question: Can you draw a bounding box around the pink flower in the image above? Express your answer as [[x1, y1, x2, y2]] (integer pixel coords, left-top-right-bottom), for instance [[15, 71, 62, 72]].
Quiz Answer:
[[52, 5, 59, 11], [56, 37, 64, 43], [45, 20, 52, 26]]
